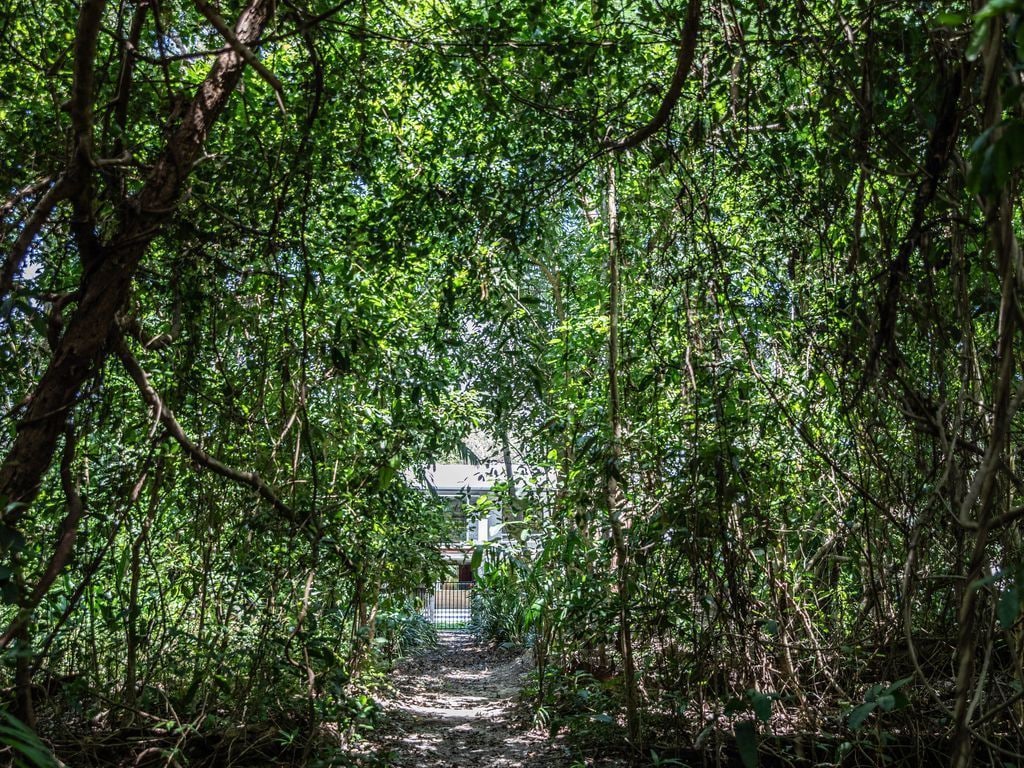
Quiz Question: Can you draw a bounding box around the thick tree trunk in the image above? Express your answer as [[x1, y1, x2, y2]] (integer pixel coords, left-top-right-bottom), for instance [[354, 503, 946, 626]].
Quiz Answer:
[[0, 0, 276, 517], [0, 0, 276, 726]]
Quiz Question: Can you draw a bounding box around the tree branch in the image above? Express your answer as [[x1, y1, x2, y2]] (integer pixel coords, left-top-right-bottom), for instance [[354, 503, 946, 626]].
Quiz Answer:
[[116, 340, 299, 523], [0, 177, 72, 302], [70, 0, 107, 160], [603, 0, 701, 152], [0, 422, 86, 650], [112, 0, 150, 153], [0, 176, 54, 221], [195, 0, 286, 113], [0, 0, 275, 516], [1, 0, 106, 301]]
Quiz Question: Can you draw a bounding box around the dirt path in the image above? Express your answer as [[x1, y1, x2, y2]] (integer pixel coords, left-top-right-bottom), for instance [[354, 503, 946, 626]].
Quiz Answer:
[[368, 632, 574, 767]]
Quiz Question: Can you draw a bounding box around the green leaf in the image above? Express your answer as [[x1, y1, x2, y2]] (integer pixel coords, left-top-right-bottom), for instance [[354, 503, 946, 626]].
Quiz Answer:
[[971, 126, 996, 154], [0, 713, 58, 767], [936, 11, 967, 26], [887, 677, 913, 692], [890, 691, 910, 711], [4, 501, 26, 516], [970, 121, 1024, 192], [848, 701, 877, 731], [966, 20, 991, 61], [975, 0, 1023, 22], [969, 143, 998, 193], [377, 463, 397, 490], [750, 691, 772, 722], [735, 719, 759, 768], [0, 525, 25, 553], [470, 545, 483, 571], [998, 584, 1021, 629]]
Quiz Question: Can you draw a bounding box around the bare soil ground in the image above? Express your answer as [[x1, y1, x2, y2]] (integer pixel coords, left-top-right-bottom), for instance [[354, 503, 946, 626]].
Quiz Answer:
[[366, 632, 576, 767]]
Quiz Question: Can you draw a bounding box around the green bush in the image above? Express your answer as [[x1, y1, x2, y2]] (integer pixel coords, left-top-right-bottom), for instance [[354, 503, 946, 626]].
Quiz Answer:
[[471, 560, 534, 646], [374, 596, 437, 662]]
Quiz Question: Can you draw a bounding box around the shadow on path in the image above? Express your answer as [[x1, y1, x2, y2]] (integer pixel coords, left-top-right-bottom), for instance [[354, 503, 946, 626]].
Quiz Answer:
[[371, 632, 573, 767]]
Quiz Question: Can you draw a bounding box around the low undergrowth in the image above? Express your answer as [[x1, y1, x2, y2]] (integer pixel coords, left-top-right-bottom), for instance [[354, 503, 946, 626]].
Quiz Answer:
[[470, 547, 999, 768], [2, 595, 437, 768]]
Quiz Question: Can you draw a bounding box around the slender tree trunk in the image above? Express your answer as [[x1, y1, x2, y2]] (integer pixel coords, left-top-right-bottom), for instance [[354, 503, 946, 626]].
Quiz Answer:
[[606, 161, 641, 747], [12, 560, 34, 727], [125, 457, 163, 713], [501, 426, 517, 516], [951, 19, 1017, 767]]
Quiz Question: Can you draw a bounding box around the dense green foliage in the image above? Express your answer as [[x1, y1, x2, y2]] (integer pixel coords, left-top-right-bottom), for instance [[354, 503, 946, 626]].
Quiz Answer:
[[3, 0, 1024, 765]]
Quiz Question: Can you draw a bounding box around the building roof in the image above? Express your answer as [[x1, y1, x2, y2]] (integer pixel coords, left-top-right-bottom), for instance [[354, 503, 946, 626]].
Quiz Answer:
[[409, 463, 502, 495], [406, 460, 551, 497]]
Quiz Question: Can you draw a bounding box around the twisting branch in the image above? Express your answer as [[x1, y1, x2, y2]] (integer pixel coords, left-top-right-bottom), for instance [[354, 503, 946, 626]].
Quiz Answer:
[[0, 422, 86, 650], [0, 0, 276, 516], [856, 60, 963, 395], [67, 0, 108, 250], [119, 315, 178, 351], [116, 339, 299, 523], [70, 0, 106, 158], [603, 0, 701, 152], [194, 0, 286, 113], [35, 443, 160, 665], [1, 0, 106, 301], [0, 177, 72, 302], [0, 176, 54, 221], [111, 0, 151, 153]]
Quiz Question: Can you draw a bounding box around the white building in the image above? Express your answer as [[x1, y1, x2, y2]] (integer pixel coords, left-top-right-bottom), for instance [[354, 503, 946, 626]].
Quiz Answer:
[[417, 463, 505, 542], [409, 459, 549, 625]]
